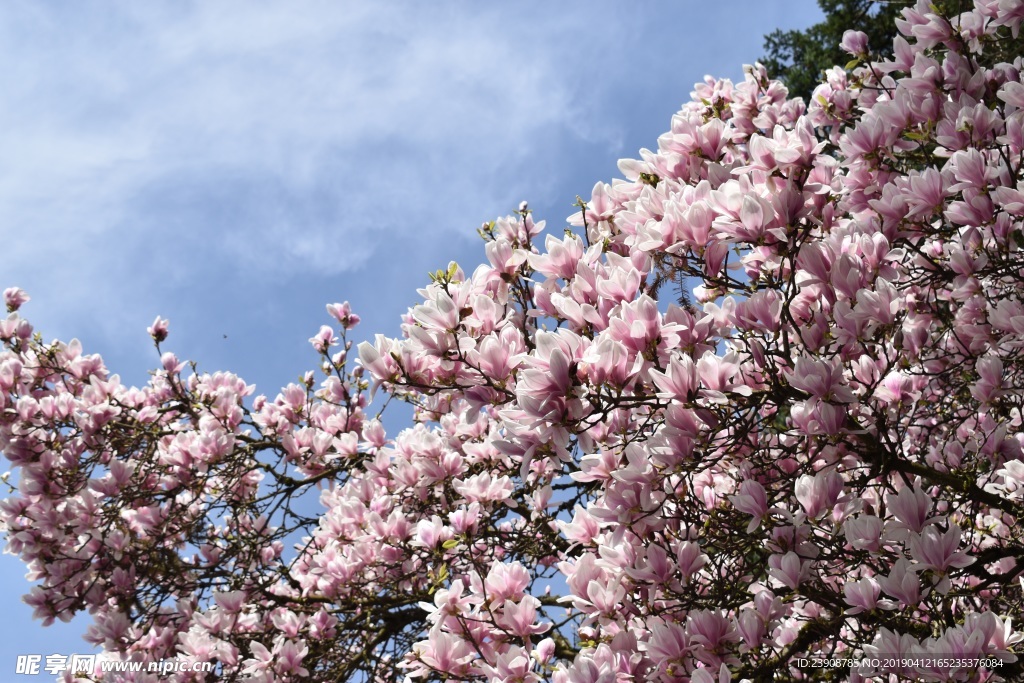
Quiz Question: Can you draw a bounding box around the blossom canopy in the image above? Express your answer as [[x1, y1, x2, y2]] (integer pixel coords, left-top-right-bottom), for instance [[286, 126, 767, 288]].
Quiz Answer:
[[4, 1, 1024, 681]]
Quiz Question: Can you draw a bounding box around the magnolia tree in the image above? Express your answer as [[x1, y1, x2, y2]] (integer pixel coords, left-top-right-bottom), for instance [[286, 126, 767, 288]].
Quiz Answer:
[[5, 1, 1024, 681]]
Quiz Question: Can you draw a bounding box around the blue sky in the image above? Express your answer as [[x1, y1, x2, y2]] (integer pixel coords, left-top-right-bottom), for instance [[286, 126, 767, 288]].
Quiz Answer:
[[0, 0, 822, 668]]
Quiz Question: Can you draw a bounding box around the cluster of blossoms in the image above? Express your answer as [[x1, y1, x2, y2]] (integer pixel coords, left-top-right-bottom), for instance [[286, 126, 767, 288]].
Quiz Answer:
[[5, 1, 1024, 680]]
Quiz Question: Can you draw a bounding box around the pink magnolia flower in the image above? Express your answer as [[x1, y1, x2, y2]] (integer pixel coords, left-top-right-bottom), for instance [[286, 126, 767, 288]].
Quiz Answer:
[[495, 597, 548, 637], [147, 316, 169, 343], [649, 354, 698, 401], [794, 470, 844, 519], [785, 356, 856, 403], [676, 541, 709, 584], [483, 561, 532, 605], [768, 551, 810, 590], [326, 301, 360, 329], [862, 628, 920, 678], [645, 620, 690, 673], [877, 559, 923, 608], [729, 480, 770, 532], [908, 525, 976, 594], [3, 287, 29, 312], [308, 325, 337, 354], [735, 608, 765, 651], [583, 577, 626, 617], [843, 515, 883, 552], [884, 482, 942, 541], [841, 29, 869, 56], [240, 641, 274, 677], [971, 356, 1005, 404], [480, 647, 537, 683], [844, 577, 894, 615], [533, 637, 555, 663], [690, 663, 731, 683], [275, 640, 309, 677], [687, 610, 739, 666], [407, 631, 475, 678]]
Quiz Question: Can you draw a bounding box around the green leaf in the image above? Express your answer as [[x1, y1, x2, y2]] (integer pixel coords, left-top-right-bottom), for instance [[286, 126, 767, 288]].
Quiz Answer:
[[441, 539, 459, 549]]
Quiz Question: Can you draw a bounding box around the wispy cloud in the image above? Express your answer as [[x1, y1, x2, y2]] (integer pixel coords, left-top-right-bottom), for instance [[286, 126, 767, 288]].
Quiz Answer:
[[0, 1, 822, 345], [1, 2, 589, 283]]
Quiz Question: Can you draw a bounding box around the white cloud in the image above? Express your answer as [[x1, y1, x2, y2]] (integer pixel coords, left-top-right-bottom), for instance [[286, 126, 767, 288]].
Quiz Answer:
[[0, 2, 609, 334], [0, 1, 829, 341]]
